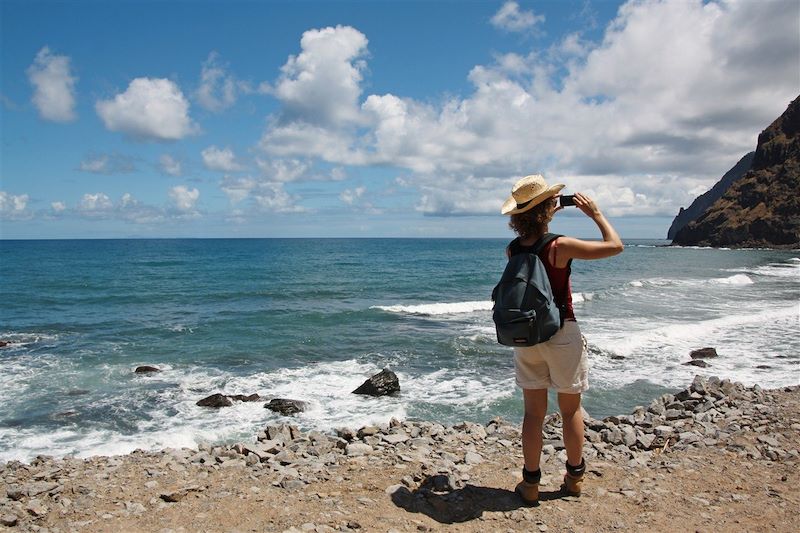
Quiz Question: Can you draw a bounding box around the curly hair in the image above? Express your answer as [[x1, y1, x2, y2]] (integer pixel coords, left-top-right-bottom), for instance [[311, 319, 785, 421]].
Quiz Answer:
[[508, 197, 556, 240]]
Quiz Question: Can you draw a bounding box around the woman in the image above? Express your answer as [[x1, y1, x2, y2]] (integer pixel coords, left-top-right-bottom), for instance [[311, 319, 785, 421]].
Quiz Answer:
[[500, 174, 624, 504]]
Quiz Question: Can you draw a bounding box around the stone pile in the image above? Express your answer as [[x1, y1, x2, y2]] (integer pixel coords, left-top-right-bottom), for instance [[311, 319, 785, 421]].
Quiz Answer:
[[0, 376, 797, 530]]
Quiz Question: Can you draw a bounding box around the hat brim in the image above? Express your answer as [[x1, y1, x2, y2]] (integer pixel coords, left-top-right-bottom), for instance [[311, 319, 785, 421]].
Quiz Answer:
[[501, 184, 565, 215]]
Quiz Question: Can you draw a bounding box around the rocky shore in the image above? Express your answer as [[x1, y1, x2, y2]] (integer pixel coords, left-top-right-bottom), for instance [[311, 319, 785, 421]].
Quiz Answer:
[[1, 375, 798, 532]]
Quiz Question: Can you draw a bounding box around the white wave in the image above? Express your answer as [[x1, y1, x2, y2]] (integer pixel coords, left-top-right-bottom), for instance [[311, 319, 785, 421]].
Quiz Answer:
[[586, 304, 800, 390], [628, 281, 644, 288], [572, 292, 593, 304], [371, 301, 493, 316], [0, 332, 61, 347], [712, 274, 754, 285]]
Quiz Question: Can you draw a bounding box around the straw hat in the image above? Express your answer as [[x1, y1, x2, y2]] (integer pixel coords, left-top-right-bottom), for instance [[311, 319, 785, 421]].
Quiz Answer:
[[501, 174, 565, 215]]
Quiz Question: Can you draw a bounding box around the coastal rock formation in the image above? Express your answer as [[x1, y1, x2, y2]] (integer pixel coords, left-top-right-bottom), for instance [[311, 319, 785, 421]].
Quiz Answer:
[[672, 95, 800, 248], [196, 394, 233, 408], [352, 369, 400, 396], [0, 377, 797, 531], [264, 398, 307, 416], [134, 365, 161, 374], [668, 152, 755, 239], [690, 347, 718, 359], [196, 393, 261, 408]]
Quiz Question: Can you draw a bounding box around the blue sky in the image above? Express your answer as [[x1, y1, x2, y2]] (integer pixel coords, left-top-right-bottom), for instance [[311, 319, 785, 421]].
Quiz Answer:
[[1, 0, 798, 239]]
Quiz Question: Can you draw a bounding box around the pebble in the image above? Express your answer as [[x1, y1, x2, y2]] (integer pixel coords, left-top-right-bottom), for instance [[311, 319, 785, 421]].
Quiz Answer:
[[0, 375, 795, 531]]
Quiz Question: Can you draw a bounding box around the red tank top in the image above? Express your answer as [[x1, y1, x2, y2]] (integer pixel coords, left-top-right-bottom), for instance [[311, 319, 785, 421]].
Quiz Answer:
[[507, 237, 575, 321]]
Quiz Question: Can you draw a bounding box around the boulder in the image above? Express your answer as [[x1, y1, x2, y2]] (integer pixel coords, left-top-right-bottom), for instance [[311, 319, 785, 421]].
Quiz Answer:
[[690, 347, 718, 359], [684, 359, 711, 368], [0, 341, 9, 348], [134, 365, 161, 373], [264, 398, 307, 416], [229, 394, 261, 402], [196, 393, 233, 408], [352, 369, 400, 396]]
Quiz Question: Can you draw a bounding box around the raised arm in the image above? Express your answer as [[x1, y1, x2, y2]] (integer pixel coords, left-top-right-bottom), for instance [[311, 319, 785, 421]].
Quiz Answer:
[[557, 193, 624, 261]]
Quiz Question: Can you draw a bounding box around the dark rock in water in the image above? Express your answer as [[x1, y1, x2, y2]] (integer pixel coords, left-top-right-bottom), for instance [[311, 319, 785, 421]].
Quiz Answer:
[[196, 393, 233, 408], [135, 365, 161, 374], [756, 365, 772, 369], [0, 341, 9, 348], [352, 369, 400, 396], [230, 393, 261, 402], [684, 360, 711, 368], [690, 347, 718, 359], [611, 355, 626, 360], [265, 398, 307, 415]]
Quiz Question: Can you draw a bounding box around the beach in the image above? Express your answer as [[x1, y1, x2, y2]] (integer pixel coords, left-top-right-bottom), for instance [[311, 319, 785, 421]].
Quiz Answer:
[[2, 375, 798, 532]]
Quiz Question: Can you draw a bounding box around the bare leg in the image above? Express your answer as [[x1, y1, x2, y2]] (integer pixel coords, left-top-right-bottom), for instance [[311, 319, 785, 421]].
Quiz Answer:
[[521, 388, 548, 471], [557, 392, 584, 467]]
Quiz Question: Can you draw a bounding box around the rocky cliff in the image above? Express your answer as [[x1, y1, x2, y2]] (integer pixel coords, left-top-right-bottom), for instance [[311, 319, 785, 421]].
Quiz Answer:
[[672, 95, 800, 248], [667, 152, 754, 240]]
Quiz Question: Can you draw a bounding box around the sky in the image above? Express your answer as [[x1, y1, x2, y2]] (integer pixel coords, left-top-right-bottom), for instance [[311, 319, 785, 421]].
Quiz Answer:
[[1, 0, 798, 239]]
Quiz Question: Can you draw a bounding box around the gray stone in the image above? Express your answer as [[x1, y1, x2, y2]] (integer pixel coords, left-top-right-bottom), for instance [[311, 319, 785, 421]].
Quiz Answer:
[[265, 399, 307, 416], [382, 433, 409, 445], [196, 393, 233, 408], [357, 426, 380, 438], [757, 435, 780, 447], [690, 347, 718, 359], [345, 443, 373, 456], [1, 514, 18, 527], [135, 365, 161, 373], [352, 369, 400, 396], [280, 479, 306, 491], [654, 426, 674, 437], [464, 452, 483, 465], [637, 433, 656, 449], [620, 426, 637, 447], [26, 499, 47, 517], [684, 360, 711, 368], [160, 485, 204, 502]]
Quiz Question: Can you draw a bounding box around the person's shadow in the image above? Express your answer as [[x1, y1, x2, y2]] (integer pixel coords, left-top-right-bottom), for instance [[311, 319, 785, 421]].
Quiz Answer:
[[389, 474, 570, 524]]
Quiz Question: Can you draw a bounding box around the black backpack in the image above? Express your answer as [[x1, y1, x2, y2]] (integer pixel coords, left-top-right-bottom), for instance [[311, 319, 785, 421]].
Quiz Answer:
[[491, 233, 566, 347]]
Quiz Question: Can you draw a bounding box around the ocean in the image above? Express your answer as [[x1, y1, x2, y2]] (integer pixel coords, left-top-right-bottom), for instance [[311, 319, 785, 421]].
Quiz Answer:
[[1, 238, 798, 462]]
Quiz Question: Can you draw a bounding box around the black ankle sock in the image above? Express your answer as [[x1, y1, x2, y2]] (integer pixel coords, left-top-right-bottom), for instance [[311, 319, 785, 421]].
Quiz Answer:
[[566, 459, 585, 477], [522, 467, 541, 484]]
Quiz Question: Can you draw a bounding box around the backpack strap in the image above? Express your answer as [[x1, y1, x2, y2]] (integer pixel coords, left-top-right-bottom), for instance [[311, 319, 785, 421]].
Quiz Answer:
[[532, 233, 569, 327], [531, 233, 562, 256]]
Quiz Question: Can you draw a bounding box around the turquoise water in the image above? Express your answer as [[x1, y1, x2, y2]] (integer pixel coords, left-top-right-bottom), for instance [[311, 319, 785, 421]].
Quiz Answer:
[[1, 238, 798, 461]]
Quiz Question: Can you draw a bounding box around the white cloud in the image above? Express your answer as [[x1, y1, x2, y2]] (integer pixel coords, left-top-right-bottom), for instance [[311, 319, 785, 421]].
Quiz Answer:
[[491, 1, 545, 33], [220, 175, 305, 213], [201, 145, 245, 172], [51, 201, 66, 212], [196, 52, 251, 112], [339, 186, 366, 205], [159, 154, 182, 176], [78, 154, 135, 174], [255, 158, 309, 182], [0, 192, 31, 219], [95, 78, 197, 141], [26, 47, 77, 122], [79, 192, 113, 212], [270, 25, 369, 127], [169, 185, 200, 211], [256, 1, 798, 218]]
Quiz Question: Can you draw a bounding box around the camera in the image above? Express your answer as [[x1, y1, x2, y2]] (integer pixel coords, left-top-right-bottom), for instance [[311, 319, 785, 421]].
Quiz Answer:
[[558, 195, 576, 207]]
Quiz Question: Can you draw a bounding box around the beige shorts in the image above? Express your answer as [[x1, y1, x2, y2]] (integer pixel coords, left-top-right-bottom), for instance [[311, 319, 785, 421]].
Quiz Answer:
[[513, 320, 589, 394]]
